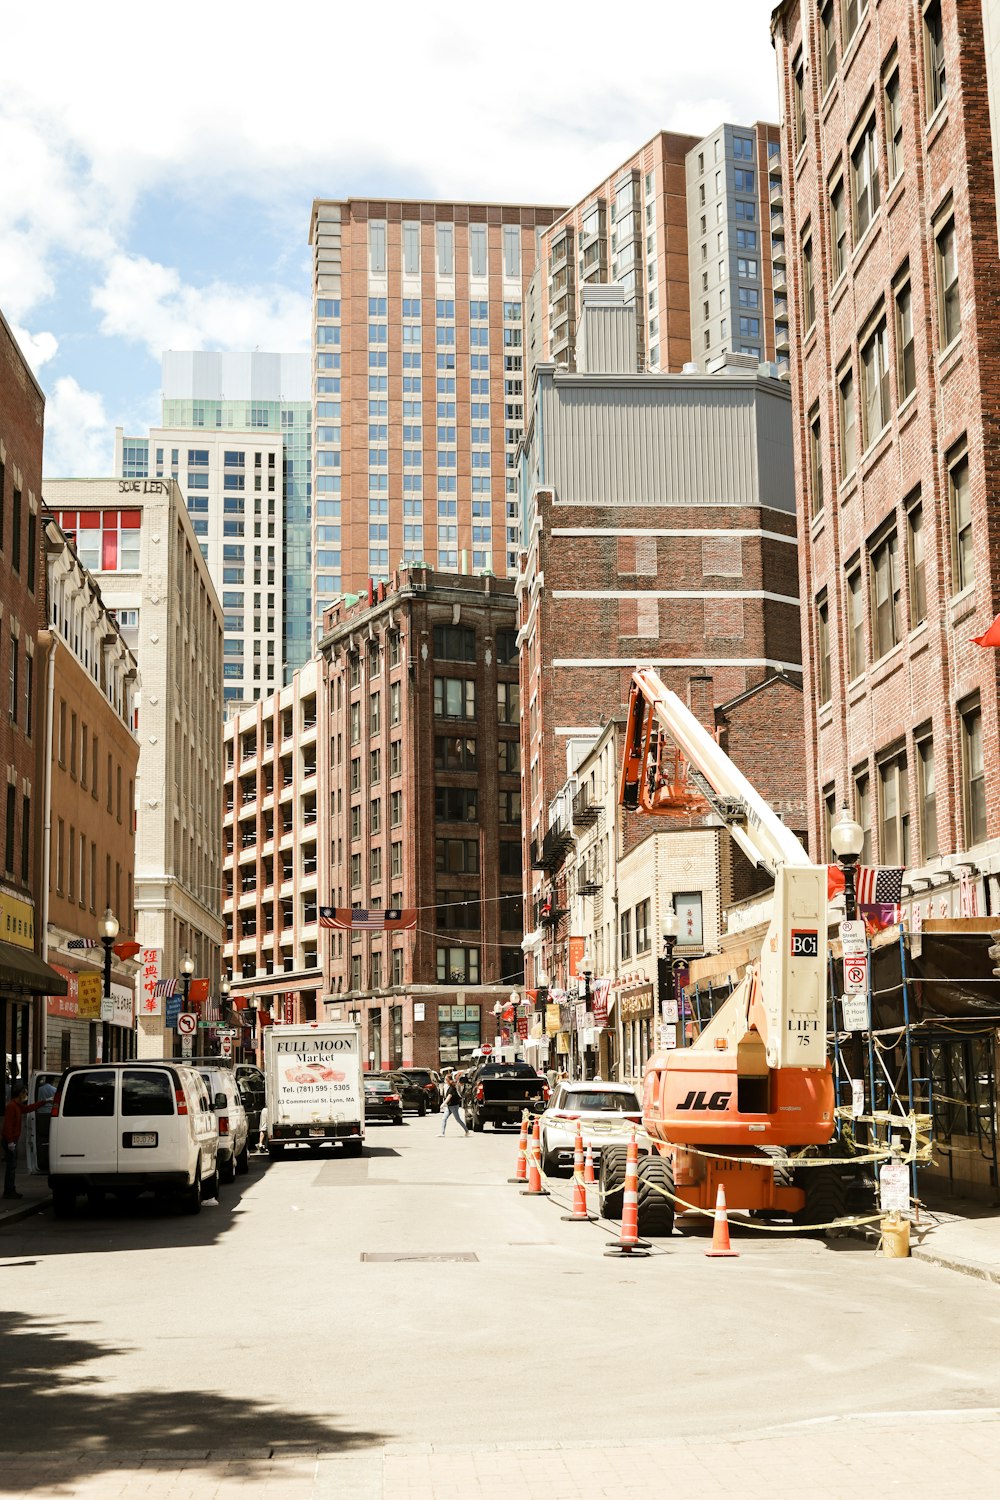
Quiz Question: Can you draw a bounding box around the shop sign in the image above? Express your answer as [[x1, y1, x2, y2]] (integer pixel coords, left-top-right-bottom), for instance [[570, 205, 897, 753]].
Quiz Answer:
[[48, 966, 79, 1019], [0, 887, 34, 949], [620, 987, 653, 1020], [414, 1003, 425, 1021], [675, 893, 703, 949], [590, 978, 610, 1028], [110, 982, 134, 1029], [556, 1031, 570, 1053], [545, 1003, 561, 1036], [568, 936, 586, 978], [139, 947, 162, 1017], [76, 972, 102, 1020]]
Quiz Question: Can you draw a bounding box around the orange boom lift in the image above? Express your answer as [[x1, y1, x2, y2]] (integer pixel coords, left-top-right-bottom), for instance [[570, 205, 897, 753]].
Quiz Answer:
[[603, 668, 837, 1236]]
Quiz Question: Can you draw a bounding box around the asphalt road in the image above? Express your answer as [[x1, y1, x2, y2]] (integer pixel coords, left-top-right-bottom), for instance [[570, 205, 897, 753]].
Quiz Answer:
[[1, 1112, 999, 1492]]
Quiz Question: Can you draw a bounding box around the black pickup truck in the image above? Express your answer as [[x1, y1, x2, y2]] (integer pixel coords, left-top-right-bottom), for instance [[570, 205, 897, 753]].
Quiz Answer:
[[462, 1062, 550, 1132]]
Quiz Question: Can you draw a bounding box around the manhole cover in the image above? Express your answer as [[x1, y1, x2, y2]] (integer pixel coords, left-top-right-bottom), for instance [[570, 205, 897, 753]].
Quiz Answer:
[[361, 1252, 478, 1263]]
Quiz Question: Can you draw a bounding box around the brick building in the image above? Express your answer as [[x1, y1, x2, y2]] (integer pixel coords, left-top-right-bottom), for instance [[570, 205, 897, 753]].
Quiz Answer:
[[319, 569, 522, 1071], [223, 658, 328, 1046], [0, 310, 66, 1079], [307, 198, 563, 612], [771, 0, 1000, 911], [41, 517, 139, 1068]]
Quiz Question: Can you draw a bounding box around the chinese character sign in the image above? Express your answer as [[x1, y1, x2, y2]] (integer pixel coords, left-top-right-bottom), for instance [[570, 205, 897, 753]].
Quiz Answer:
[[140, 948, 162, 1017]]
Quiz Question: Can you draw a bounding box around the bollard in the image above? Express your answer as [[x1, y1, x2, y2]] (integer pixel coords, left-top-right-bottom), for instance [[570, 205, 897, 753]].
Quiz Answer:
[[520, 1117, 549, 1196], [508, 1111, 530, 1183], [562, 1128, 593, 1222]]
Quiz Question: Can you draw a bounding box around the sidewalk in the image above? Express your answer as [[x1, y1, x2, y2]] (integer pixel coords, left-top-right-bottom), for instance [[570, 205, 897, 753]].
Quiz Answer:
[[906, 1198, 1000, 1284], [0, 1167, 50, 1228]]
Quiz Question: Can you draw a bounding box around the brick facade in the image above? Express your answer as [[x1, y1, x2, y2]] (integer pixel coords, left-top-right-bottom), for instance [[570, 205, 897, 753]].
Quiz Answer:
[[772, 0, 1000, 889]]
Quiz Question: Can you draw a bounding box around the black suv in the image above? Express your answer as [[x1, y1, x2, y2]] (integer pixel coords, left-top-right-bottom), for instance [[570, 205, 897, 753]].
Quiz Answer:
[[395, 1068, 442, 1113], [363, 1075, 404, 1124]]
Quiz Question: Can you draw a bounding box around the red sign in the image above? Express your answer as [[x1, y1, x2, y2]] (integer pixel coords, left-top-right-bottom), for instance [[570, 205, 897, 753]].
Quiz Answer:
[[283, 994, 294, 1025], [517, 1017, 528, 1039], [47, 965, 79, 1019], [568, 936, 586, 978], [480, 1043, 493, 1056]]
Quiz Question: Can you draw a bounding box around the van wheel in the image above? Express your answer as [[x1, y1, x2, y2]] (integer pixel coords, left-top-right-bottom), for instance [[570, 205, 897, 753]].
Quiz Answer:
[[236, 1145, 250, 1176], [418, 1102, 426, 1117], [220, 1152, 236, 1185], [52, 1186, 75, 1219], [201, 1168, 219, 1200], [267, 1143, 284, 1160], [183, 1166, 202, 1215]]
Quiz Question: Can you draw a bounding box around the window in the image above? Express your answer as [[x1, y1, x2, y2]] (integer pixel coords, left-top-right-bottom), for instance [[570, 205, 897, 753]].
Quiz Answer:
[[7, 635, 17, 722], [370, 847, 382, 885], [389, 681, 401, 726], [894, 278, 915, 402], [369, 221, 386, 273], [851, 116, 880, 240], [369, 748, 381, 784], [437, 947, 480, 984], [809, 407, 823, 518], [884, 65, 903, 183], [916, 732, 938, 860], [842, 0, 868, 49], [923, 1, 946, 117], [370, 798, 381, 835], [949, 448, 973, 594], [351, 852, 361, 889], [838, 364, 856, 478], [793, 52, 806, 152], [62, 1071, 115, 1117], [369, 692, 380, 735], [5, 784, 15, 873], [470, 225, 488, 277], [816, 594, 831, 703], [403, 221, 420, 274], [503, 225, 521, 278], [935, 214, 960, 346], [869, 526, 901, 658], [436, 224, 454, 275], [435, 735, 477, 770], [620, 909, 632, 962], [830, 178, 847, 280], [435, 838, 479, 874], [497, 739, 520, 774], [497, 681, 519, 724], [846, 561, 865, 679], [11, 489, 21, 572], [635, 899, 651, 954], [434, 677, 475, 719], [820, 0, 837, 91], [961, 700, 987, 845], [390, 790, 402, 827], [435, 786, 478, 823], [906, 496, 926, 625], [498, 790, 521, 825], [878, 752, 910, 866], [801, 235, 815, 331], [860, 316, 890, 448], [854, 772, 873, 865], [433, 624, 475, 661], [390, 740, 402, 778]]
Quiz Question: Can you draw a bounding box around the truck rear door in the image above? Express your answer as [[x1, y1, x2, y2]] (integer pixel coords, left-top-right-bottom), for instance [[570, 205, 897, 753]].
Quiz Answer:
[[52, 1069, 118, 1176]]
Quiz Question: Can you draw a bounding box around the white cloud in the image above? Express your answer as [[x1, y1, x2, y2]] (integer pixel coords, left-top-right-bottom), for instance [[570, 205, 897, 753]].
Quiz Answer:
[[43, 377, 114, 478], [92, 252, 311, 357], [9, 324, 58, 376]]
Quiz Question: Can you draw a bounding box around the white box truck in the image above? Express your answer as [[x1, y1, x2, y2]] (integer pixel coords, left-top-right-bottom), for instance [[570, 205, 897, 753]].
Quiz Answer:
[[263, 1021, 364, 1157]]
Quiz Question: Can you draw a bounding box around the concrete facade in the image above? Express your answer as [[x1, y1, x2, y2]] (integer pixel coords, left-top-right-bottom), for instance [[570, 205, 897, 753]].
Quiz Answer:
[[41, 516, 139, 1068], [44, 478, 225, 1056], [308, 198, 563, 608], [771, 0, 1000, 915]]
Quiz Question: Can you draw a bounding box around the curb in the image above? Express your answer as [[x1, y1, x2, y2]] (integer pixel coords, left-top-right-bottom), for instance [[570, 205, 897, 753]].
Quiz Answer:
[[909, 1245, 1000, 1286], [0, 1194, 50, 1229]]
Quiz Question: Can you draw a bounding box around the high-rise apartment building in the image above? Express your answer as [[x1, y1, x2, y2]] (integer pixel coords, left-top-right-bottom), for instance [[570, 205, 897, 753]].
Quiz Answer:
[[686, 121, 784, 369], [771, 0, 1000, 906], [531, 124, 782, 381], [116, 351, 312, 700], [307, 199, 563, 605], [44, 477, 225, 1056]]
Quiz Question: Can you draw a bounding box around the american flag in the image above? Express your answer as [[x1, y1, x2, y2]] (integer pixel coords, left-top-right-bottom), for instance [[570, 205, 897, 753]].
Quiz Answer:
[[67, 938, 100, 950], [319, 906, 416, 931], [153, 978, 179, 998], [827, 866, 903, 904]]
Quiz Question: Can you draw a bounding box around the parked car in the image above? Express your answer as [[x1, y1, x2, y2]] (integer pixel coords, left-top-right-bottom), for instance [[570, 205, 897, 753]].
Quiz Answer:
[[538, 1081, 643, 1177], [363, 1075, 404, 1124], [386, 1070, 428, 1116], [462, 1062, 549, 1132], [197, 1067, 249, 1182], [394, 1068, 442, 1112], [48, 1063, 219, 1215], [234, 1063, 265, 1139]]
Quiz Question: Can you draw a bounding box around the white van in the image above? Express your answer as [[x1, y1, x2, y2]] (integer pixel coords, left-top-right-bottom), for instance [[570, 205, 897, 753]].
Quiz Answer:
[[49, 1063, 219, 1216], [197, 1066, 249, 1182]]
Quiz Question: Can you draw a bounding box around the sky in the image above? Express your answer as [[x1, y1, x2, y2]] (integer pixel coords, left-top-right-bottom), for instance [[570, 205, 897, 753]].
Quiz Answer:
[[1, 1, 782, 478]]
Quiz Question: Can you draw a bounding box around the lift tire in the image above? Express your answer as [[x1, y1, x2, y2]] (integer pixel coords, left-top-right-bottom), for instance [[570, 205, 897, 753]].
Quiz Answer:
[[636, 1154, 675, 1238], [793, 1165, 852, 1233], [598, 1145, 628, 1221]]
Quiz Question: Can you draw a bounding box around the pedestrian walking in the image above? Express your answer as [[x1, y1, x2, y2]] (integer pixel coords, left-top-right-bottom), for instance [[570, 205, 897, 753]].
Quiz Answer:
[[2, 1083, 43, 1200], [257, 1105, 269, 1153], [440, 1072, 468, 1137]]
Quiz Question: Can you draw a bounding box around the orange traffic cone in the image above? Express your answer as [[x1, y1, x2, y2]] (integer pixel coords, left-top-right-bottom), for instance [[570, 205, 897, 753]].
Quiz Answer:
[[604, 1129, 650, 1257], [705, 1183, 739, 1258], [562, 1128, 593, 1222], [508, 1112, 530, 1183], [520, 1117, 549, 1196], [584, 1142, 595, 1186]]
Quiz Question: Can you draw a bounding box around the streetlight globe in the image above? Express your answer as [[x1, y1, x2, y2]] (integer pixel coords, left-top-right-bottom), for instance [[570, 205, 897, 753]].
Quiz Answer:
[[536, 969, 549, 990], [579, 950, 594, 975], [98, 908, 120, 943], [221, 978, 231, 998], [661, 905, 680, 941], [831, 804, 864, 860], [181, 953, 195, 977]]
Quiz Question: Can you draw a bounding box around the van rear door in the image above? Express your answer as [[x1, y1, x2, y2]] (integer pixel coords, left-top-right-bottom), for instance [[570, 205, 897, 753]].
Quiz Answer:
[[118, 1068, 178, 1171], [26, 1072, 60, 1175], [54, 1070, 118, 1175]]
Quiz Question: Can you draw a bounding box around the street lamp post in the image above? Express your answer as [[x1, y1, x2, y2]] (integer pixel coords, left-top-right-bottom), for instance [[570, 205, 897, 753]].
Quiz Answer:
[[578, 948, 593, 1082], [535, 967, 550, 1078], [660, 903, 680, 1048], [830, 805, 866, 1092], [98, 908, 119, 1063], [179, 954, 195, 1059], [220, 977, 231, 1059]]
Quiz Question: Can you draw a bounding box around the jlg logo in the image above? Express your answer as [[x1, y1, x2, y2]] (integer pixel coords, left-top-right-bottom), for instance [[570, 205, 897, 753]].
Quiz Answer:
[[676, 1089, 732, 1111], [790, 929, 819, 957]]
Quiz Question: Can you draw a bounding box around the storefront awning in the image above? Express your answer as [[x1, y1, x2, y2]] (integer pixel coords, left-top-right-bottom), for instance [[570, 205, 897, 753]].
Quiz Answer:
[[0, 942, 69, 997]]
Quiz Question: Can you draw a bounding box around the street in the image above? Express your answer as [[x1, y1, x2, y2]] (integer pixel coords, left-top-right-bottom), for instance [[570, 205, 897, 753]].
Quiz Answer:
[[0, 1117, 999, 1498]]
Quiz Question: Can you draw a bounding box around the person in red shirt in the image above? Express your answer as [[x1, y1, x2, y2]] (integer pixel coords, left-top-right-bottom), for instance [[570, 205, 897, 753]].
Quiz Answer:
[[3, 1083, 43, 1200]]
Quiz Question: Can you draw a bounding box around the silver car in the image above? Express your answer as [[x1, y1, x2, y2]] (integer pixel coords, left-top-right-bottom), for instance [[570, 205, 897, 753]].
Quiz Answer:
[[539, 1082, 643, 1177]]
